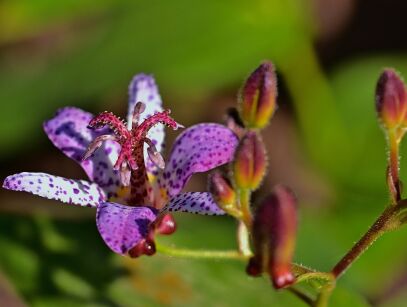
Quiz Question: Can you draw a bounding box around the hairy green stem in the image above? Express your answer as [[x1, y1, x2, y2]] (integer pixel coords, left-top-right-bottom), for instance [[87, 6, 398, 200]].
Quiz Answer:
[[388, 131, 401, 203], [156, 242, 249, 260], [239, 188, 252, 228], [156, 242, 313, 277], [314, 281, 335, 307]]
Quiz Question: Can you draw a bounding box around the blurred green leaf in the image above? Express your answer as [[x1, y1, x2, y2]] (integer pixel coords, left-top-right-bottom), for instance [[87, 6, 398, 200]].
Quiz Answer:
[[0, 236, 39, 293], [52, 268, 95, 300]]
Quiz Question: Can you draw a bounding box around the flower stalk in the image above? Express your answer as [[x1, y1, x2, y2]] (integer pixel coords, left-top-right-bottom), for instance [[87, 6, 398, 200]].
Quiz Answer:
[[388, 130, 402, 203], [331, 204, 400, 278]]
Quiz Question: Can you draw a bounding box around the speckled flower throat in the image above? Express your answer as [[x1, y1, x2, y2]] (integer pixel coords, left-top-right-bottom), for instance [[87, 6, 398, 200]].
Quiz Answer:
[[84, 102, 182, 207]]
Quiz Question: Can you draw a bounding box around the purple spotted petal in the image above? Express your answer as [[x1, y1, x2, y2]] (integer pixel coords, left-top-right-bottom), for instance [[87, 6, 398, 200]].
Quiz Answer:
[[43, 107, 121, 197], [158, 123, 238, 197], [3, 172, 105, 207], [96, 202, 158, 254], [162, 192, 225, 215], [128, 74, 165, 176]]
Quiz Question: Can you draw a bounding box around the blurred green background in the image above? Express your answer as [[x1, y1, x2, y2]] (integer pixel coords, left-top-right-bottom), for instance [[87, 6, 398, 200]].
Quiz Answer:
[[1, 0, 407, 306]]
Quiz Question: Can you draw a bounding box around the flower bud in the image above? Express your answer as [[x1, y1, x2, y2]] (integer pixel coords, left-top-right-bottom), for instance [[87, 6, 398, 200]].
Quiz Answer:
[[376, 68, 407, 130], [208, 171, 241, 217], [233, 132, 267, 191], [246, 185, 297, 289], [208, 171, 236, 207], [239, 61, 277, 129]]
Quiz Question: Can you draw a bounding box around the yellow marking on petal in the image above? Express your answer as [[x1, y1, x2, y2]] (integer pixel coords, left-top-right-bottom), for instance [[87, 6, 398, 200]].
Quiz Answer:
[[147, 173, 156, 183], [160, 188, 169, 203], [108, 186, 131, 204]]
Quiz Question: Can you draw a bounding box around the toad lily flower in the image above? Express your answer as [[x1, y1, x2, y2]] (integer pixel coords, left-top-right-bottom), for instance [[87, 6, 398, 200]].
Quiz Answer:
[[3, 74, 239, 257]]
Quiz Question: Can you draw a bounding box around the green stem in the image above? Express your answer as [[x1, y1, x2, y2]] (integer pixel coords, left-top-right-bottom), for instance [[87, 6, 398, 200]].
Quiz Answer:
[[315, 281, 335, 307], [237, 221, 252, 256], [239, 188, 252, 228], [156, 242, 313, 277], [388, 130, 401, 203], [296, 272, 333, 284], [156, 242, 249, 261]]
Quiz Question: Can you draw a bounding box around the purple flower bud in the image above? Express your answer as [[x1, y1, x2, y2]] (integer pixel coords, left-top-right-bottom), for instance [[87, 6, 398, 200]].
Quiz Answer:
[[376, 68, 407, 130], [247, 185, 297, 289], [233, 132, 267, 190], [239, 61, 277, 129]]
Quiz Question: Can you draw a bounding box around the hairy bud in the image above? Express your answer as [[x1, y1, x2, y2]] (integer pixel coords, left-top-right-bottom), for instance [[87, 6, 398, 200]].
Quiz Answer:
[[233, 132, 267, 191], [376, 68, 407, 130], [239, 61, 277, 129], [209, 171, 235, 206], [208, 171, 241, 217], [246, 185, 297, 289]]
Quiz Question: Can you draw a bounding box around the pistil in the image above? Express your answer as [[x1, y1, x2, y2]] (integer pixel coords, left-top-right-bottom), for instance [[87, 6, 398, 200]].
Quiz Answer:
[[83, 102, 182, 207]]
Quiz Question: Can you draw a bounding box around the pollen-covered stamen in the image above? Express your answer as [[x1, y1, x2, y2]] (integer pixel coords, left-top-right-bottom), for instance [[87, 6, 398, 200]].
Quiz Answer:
[[88, 111, 130, 142], [131, 101, 146, 129], [145, 138, 165, 169], [82, 134, 117, 161]]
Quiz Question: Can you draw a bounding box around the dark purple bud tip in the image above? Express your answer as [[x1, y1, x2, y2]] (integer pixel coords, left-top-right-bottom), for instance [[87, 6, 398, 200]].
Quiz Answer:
[[154, 214, 177, 235], [376, 68, 407, 129], [143, 239, 156, 256], [239, 61, 277, 129], [128, 238, 156, 258], [246, 257, 262, 277]]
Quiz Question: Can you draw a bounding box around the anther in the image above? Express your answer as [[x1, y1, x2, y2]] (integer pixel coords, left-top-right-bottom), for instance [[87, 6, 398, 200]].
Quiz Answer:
[[132, 101, 146, 128], [82, 135, 117, 161], [145, 138, 165, 169]]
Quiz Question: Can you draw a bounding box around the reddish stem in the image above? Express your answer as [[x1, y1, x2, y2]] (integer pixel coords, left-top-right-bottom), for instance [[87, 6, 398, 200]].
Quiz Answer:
[[331, 206, 396, 278]]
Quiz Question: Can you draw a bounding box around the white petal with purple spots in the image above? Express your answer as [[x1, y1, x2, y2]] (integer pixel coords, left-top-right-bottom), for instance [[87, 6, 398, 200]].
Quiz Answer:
[[43, 107, 121, 197], [3, 172, 105, 207], [162, 192, 225, 215], [96, 202, 157, 254], [128, 74, 165, 176], [158, 123, 238, 197]]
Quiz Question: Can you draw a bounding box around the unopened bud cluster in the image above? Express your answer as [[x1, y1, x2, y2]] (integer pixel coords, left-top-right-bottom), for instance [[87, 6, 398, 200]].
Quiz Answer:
[[211, 61, 298, 289]]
